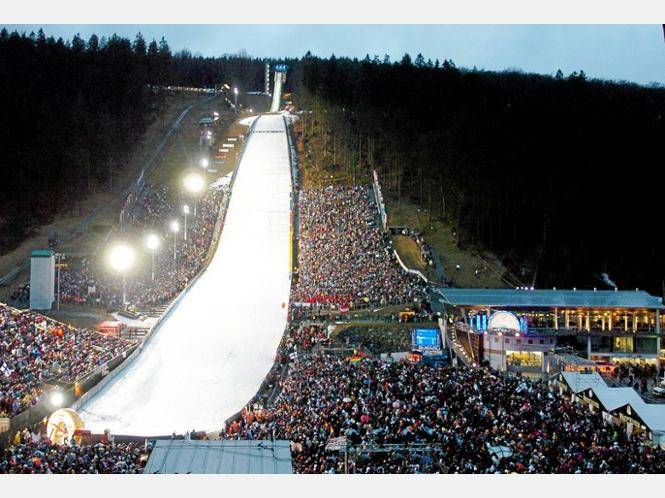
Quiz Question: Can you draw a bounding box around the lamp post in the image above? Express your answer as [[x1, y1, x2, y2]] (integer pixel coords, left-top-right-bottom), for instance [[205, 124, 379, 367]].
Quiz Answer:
[[108, 243, 135, 307], [183, 171, 205, 216], [170, 220, 180, 262], [199, 157, 209, 170], [233, 87, 239, 107], [183, 204, 190, 241], [54, 253, 65, 311], [145, 233, 160, 282]]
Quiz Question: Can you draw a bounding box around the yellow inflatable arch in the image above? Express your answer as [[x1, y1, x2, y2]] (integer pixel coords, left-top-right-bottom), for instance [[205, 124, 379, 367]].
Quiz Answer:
[[46, 408, 84, 445]]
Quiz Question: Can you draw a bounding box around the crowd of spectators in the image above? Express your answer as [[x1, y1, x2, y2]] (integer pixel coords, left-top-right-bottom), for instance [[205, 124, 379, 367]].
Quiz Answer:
[[236, 323, 330, 410], [333, 325, 415, 354], [223, 352, 665, 473], [1, 438, 150, 473], [128, 185, 175, 229], [394, 227, 435, 269], [291, 186, 425, 309], [606, 362, 662, 394], [0, 304, 135, 417], [9, 284, 29, 304], [57, 185, 225, 310]]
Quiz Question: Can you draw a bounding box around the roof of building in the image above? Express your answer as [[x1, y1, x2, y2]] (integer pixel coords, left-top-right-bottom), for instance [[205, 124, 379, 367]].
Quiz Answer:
[[436, 288, 665, 310], [30, 249, 53, 258], [560, 371, 607, 393], [553, 353, 596, 366], [591, 387, 645, 412], [631, 404, 665, 433], [557, 372, 665, 435], [143, 439, 293, 474]]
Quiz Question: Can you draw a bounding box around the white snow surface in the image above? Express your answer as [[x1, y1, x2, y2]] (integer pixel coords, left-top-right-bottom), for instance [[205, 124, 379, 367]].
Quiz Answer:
[[238, 115, 259, 126], [80, 114, 292, 436], [270, 72, 283, 112]]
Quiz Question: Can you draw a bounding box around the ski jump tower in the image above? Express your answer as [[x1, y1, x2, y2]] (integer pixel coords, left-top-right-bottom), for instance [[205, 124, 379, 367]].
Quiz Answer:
[[264, 62, 270, 95], [270, 64, 288, 113]]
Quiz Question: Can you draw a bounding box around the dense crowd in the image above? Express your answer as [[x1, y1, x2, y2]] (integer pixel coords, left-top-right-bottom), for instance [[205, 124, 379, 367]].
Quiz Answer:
[[223, 350, 665, 473], [9, 284, 29, 303], [237, 323, 330, 410], [334, 325, 416, 354], [606, 363, 662, 394], [291, 186, 425, 309], [128, 185, 175, 229], [394, 227, 435, 268], [1, 439, 149, 473], [0, 304, 134, 417], [57, 185, 225, 309]]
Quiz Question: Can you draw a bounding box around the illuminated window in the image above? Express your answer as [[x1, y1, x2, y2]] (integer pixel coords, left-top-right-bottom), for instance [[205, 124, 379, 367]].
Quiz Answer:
[[506, 351, 543, 368]]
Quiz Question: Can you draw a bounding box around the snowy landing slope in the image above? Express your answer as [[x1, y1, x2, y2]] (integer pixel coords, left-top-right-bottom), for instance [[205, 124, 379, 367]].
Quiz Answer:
[[79, 114, 292, 436]]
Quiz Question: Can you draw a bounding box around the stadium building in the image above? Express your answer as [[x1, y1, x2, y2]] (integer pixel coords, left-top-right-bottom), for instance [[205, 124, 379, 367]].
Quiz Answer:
[[436, 288, 665, 376]]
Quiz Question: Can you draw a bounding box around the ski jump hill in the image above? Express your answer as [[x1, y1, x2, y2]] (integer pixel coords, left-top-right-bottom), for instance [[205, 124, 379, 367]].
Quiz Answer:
[[78, 113, 292, 436]]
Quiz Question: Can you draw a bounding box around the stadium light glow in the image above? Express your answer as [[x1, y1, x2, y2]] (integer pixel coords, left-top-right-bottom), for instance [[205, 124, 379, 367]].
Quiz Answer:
[[50, 391, 64, 408], [108, 244, 134, 273], [145, 233, 160, 281], [145, 233, 160, 251], [183, 171, 205, 216], [199, 157, 209, 169], [183, 204, 190, 215], [107, 243, 134, 305], [184, 172, 204, 194]]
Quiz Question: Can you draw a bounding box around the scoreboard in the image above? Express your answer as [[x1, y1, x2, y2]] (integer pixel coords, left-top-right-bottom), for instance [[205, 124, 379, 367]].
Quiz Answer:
[[412, 328, 441, 350]]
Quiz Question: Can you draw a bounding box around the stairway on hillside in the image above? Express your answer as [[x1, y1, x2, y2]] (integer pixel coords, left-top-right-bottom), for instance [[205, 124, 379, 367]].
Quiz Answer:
[[135, 303, 170, 318]]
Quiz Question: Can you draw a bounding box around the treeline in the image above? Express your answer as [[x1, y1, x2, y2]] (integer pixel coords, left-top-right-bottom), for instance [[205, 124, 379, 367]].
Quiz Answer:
[[4, 27, 665, 294], [0, 29, 163, 250], [169, 49, 271, 90], [286, 53, 665, 294], [0, 29, 270, 253]]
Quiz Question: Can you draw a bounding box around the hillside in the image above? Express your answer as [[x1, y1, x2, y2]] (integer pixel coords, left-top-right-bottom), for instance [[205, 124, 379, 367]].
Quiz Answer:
[[286, 54, 665, 294]]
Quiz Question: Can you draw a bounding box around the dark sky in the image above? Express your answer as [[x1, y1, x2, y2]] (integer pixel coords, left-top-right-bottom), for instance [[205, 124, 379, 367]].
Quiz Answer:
[[5, 24, 665, 85]]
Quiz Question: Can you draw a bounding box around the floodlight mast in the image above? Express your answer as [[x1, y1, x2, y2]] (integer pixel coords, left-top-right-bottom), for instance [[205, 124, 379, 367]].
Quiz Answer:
[[183, 205, 190, 241], [170, 220, 180, 262], [108, 244, 135, 306], [145, 234, 160, 282], [183, 172, 205, 216]]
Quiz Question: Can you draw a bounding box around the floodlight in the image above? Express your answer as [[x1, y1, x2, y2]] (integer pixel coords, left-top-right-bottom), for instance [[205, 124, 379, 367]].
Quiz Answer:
[[108, 244, 134, 273]]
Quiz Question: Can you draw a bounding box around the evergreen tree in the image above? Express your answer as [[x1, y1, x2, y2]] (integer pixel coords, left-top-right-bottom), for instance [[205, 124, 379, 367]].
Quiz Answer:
[[132, 32, 147, 56]]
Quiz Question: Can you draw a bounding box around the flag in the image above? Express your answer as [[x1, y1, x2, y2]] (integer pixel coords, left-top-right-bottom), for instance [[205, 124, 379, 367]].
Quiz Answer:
[[325, 436, 347, 451], [1, 362, 12, 377]]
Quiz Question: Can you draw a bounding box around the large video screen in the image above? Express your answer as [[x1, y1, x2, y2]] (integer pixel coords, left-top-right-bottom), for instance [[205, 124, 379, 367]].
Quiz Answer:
[[412, 328, 441, 349]]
